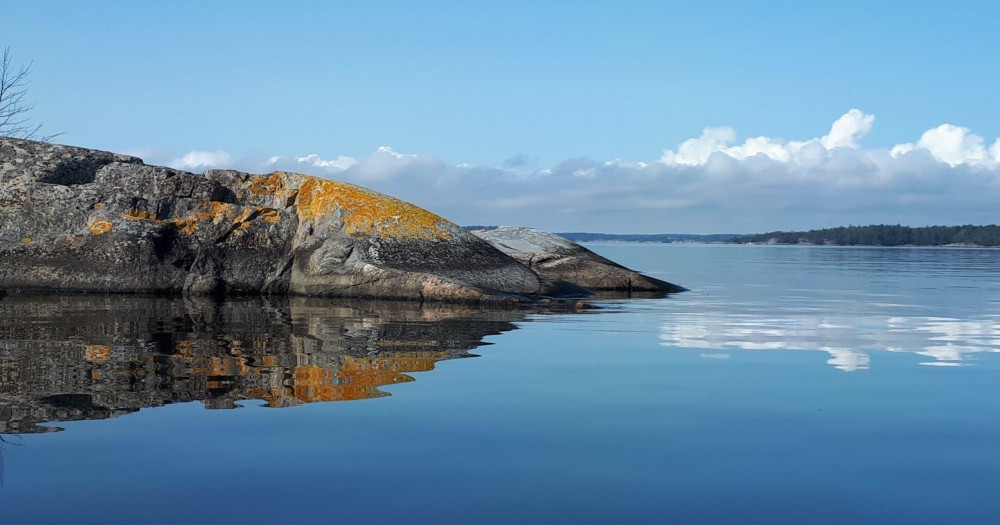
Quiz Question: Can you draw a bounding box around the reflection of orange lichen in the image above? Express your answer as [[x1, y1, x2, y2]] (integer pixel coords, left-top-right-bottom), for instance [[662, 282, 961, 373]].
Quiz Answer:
[[376, 339, 435, 348], [85, 345, 111, 362], [67, 333, 458, 410], [289, 352, 448, 403], [294, 175, 454, 239], [88, 219, 113, 235], [175, 340, 196, 357], [339, 352, 442, 377], [246, 386, 295, 408]]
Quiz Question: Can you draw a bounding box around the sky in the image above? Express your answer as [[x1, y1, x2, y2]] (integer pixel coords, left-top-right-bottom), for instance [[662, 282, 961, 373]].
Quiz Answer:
[[5, 0, 1000, 233]]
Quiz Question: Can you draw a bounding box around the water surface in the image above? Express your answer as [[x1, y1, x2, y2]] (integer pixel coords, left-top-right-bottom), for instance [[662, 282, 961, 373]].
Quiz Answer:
[[1, 244, 999, 524]]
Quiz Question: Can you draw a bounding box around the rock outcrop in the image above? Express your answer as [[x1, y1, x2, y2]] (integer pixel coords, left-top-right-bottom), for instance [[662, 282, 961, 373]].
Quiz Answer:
[[473, 226, 686, 294], [0, 138, 575, 302]]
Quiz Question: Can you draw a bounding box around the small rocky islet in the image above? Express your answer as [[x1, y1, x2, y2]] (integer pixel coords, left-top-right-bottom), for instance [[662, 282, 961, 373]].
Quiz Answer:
[[0, 137, 683, 303]]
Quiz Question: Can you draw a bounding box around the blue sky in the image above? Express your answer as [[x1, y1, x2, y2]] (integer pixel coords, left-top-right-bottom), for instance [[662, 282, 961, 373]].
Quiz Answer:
[[6, 1, 1000, 233]]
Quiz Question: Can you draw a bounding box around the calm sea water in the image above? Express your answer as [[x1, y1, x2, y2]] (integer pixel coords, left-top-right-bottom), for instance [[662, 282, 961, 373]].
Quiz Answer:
[[1, 244, 999, 524]]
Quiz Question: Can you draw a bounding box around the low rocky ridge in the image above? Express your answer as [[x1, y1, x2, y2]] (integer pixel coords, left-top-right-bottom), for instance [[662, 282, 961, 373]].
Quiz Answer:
[[473, 226, 686, 294], [0, 137, 582, 302]]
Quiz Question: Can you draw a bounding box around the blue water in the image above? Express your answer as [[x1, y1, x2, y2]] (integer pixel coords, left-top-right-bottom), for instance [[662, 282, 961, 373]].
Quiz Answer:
[[1, 244, 999, 524]]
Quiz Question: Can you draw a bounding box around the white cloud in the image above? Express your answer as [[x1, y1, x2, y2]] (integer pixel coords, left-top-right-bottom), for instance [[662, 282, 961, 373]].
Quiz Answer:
[[661, 109, 877, 166], [170, 150, 232, 170], [902, 124, 993, 167], [289, 153, 358, 171], [134, 110, 1000, 233], [660, 126, 737, 165], [821, 108, 874, 149]]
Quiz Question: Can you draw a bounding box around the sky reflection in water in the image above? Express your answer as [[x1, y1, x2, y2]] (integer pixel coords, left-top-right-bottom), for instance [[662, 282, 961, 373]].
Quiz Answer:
[[2, 245, 1000, 524], [593, 244, 1000, 371]]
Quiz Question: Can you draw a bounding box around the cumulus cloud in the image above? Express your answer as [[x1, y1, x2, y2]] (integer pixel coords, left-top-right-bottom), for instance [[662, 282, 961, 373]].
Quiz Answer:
[[892, 124, 997, 167], [136, 110, 1000, 233], [284, 153, 358, 172], [659, 108, 879, 166], [170, 150, 232, 171], [821, 108, 875, 149]]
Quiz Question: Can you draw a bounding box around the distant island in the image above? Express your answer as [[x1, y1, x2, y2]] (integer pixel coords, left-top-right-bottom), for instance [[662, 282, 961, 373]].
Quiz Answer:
[[466, 224, 1000, 247], [730, 224, 1000, 247], [465, 227, 736, 244]]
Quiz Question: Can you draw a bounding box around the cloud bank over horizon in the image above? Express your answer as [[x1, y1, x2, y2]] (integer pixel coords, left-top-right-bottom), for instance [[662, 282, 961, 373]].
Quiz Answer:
[[132, 110, 1000, 234]]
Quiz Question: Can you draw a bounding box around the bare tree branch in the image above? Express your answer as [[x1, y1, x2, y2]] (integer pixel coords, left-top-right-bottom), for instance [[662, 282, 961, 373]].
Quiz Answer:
[[0, 46, 64, 141]]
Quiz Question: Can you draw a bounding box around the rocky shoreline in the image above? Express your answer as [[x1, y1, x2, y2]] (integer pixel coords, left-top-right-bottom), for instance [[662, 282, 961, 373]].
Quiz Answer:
[[1, 137, 683, 303]]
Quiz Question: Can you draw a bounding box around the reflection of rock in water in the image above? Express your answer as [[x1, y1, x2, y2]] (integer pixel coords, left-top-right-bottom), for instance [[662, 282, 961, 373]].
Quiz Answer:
[[0, 295, 528, 434]]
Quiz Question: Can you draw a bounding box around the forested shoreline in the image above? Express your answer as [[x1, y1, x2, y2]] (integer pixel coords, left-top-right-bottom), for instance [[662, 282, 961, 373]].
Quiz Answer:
[[730, 225, 1000, 247]]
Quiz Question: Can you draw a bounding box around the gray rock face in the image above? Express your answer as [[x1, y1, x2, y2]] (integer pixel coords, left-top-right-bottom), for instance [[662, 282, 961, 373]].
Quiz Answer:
[[0, 138, 567, 302], [473, 226, 686, 294]]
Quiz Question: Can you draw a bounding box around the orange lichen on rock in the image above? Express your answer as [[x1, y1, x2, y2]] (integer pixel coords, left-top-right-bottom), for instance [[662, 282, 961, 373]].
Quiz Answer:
[[88, 219, 113, 235], [21, 237, 31, 243], [193, 200, 234, 222], [171, 218, 198, 235], [233, 207, 255, 226], [247, 172, 288, 196], [261, 208, 282, 223], [293, 174, 454, 239], [246, 172, 299, 208], [122, 208, 157, 221]]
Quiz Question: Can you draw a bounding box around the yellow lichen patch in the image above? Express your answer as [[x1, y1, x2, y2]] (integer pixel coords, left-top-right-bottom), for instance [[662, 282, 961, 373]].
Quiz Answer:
[[294, 174, 454, 239], [122, 208, 158, 221], [93, 203, 103, 210], [247, 171, 288, 196], [85, 345, 111, 362], [261, 208, 282, 223], [193, 200, 235, 222], [172, 218, 198, 236], [88, 219, 113, 236], [232, 207, 255, 225], [21, 237, 31, 243]]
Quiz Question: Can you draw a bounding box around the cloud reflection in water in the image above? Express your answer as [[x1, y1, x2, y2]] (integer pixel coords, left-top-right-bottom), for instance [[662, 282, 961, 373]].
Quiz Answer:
[[659, 298, 1000, 371]]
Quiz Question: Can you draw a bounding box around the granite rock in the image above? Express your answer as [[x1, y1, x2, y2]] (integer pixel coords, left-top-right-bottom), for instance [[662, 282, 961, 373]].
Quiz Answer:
[[0, 138, 566, 302], [473, 226, 686, 294]]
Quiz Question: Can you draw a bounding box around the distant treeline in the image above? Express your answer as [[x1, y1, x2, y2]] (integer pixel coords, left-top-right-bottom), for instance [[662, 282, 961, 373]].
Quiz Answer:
[[463, 227, 735, 244], [730, 224, 1000, 247], [556, 232, 737, 243]]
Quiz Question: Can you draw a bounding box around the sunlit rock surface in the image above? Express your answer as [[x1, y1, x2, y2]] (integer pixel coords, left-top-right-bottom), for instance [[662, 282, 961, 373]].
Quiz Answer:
[[0, 138, 565, 302], [0, 295, 535, 433], [473, 226, 686, 294]]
